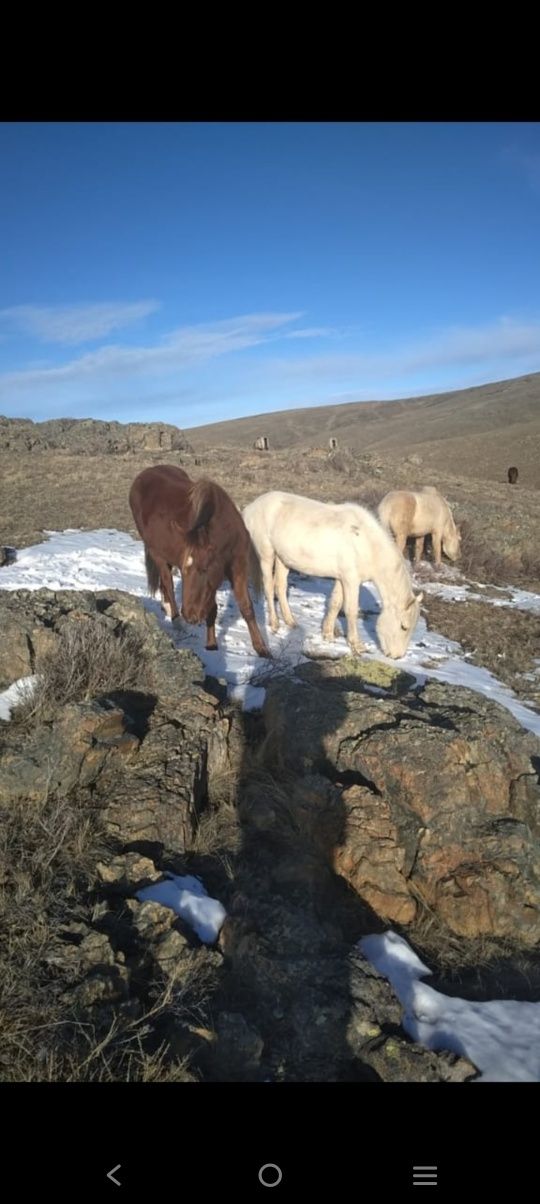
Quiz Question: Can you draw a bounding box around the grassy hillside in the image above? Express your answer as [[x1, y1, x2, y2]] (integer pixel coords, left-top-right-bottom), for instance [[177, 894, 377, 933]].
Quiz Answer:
[[186, 372, 540, 488]]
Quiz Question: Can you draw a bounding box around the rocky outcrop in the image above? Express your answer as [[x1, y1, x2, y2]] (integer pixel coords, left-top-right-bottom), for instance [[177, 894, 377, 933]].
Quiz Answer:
[[1, 591, 537, 1081], [0, 590, 237, 850], [0, 416, 193, 455], [263, 657, 540, 945]]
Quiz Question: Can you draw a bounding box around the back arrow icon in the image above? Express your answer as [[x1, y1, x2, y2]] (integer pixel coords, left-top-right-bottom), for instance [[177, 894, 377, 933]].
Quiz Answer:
[[107, 1164, 122, 1186]]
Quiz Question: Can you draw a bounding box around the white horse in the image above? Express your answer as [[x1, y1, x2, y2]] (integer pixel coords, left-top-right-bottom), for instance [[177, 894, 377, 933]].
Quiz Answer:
[[243, 490, 423, 658], [377, 488, 461, 566]]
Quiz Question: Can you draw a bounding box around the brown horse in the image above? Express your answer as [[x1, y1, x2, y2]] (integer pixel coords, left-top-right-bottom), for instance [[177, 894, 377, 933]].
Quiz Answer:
[[129, 464, 270, 657], [508, 466, 518, 484]]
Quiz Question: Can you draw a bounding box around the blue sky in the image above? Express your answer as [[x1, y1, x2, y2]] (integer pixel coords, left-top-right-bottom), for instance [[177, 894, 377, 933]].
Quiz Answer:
[[1, 121, 539, 429]]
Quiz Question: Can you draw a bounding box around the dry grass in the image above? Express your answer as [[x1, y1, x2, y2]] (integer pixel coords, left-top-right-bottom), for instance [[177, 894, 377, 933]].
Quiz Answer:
[[422, 594, 540, 702], [13, 619, 151, 725], [0, 790, 98, 1080], [407, 894, 540, 1001], [354, 483, 386, 511], [190, 801, 242, 882], [457, 519, 516, 583], [455, 518, 540, 587], [0, 787, 214, 1081]]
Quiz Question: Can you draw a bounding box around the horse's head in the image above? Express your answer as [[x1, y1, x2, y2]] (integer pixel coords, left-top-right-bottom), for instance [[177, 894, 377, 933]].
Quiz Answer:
[[179, 483, 225, 623], [376, 591, 423, 659], [442, 516, 461, 561]]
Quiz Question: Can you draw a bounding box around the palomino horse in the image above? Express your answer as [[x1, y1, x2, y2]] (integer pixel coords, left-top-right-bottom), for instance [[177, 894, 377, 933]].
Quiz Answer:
[[129, 464, 270, 657], [377, 487, 461, 566], [243, 490, 423, 658]]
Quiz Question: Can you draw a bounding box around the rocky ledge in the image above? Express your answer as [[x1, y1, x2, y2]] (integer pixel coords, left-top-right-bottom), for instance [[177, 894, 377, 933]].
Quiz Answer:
[[0, 590, 538, 1081]]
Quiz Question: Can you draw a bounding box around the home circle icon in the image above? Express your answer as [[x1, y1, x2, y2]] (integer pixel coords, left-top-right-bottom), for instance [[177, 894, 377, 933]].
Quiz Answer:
[[258, 1164, 283, 1187]]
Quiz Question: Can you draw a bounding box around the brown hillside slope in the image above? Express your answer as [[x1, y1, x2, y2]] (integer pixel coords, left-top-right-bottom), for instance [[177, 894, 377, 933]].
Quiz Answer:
[[186, 372, 540, 488]]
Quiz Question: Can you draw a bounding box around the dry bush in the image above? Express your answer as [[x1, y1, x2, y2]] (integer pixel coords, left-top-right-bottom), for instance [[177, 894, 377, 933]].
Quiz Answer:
[[0, 790, 210, 1081], [354, 484, 385, 511], [15, 619, 151, 724], [408, 892, 540, 1000], [190, 801, 242, 882], [456, 521, 539, 588], [519, 550, 540, 583], [0, 791, 100, 1080], [457, 519, 511, 583], [328, 451, 354, 475]]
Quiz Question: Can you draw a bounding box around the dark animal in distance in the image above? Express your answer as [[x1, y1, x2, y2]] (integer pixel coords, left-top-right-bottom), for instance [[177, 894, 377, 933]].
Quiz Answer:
[[508, 466, 518, 484], [129, 464, 270, 657], [0, 546, 17, 567]]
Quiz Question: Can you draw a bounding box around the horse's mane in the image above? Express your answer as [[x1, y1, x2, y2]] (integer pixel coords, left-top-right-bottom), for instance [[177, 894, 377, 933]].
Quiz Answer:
[[348, 502, 414, 603], [187, 477, 228, 531], [186, 476, 242, 545]]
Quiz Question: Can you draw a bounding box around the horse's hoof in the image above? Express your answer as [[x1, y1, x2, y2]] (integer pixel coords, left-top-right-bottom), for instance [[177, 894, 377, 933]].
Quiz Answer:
[[258, 646, 272, 659], [171, 615, 184, 628], [284, 619, 297, 629], [205, 642, 218, 651]]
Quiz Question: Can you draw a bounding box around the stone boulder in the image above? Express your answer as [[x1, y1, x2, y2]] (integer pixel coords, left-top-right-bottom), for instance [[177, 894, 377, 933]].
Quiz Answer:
[[0, 589, 239, 851], [263, 657, 540, 944]]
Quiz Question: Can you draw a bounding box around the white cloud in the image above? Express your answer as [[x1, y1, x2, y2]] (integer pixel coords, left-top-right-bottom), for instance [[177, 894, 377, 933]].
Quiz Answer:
[[261, 316, 540, 384], [1, 311, 539, 425], [283, 326, 343, 340], [0, 311, 304, 396], [0, 300, 161, 345]]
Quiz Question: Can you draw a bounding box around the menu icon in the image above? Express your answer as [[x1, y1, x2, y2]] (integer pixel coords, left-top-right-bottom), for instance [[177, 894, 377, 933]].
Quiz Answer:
[[413, 1166, 438, 1187]]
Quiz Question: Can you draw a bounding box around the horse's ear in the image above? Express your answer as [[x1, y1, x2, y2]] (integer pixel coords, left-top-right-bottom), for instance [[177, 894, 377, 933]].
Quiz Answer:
[[408, 591, 423, 608]]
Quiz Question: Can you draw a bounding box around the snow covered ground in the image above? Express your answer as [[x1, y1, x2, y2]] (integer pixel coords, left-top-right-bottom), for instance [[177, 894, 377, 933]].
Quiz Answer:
[[0, 675, 37, 721], [360, 931, 540, 1082], [0, 527, 538, 733], [1, 527, 539, 1081], [419, 574, 540, 614], [137, 873, 226, 945]]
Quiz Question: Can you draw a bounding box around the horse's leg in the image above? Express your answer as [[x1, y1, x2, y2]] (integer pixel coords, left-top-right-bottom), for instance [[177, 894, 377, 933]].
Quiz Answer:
[[274, 557, 296, 628], [342, 578, 364, 653], [414, 537, 424, 564], [204, 600, 218, 651], [322, 580, 344, 641], [261, 555, 279, 633], [158, 563, 175, 617], [432, 531, 442, 566], [396, 529, 408, 558], [230, 563, 271, 658], [154, 557, 181, 623]]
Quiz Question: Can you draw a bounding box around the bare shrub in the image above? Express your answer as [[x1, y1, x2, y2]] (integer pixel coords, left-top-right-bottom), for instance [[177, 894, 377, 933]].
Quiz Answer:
[[15, 620, 151, 724], [354, 485, 385, 511], [0, 789, 213, 1081], [328, 451, 353, 475], [519, 550, 540, 583], [458, 520, 519, 584]]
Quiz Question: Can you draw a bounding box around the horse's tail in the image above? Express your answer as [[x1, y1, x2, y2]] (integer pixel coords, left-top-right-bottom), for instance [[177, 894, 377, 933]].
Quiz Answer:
[[247, 535, 263, 599], [144, 545, 161, 596], [377, 494, 391, 529]]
